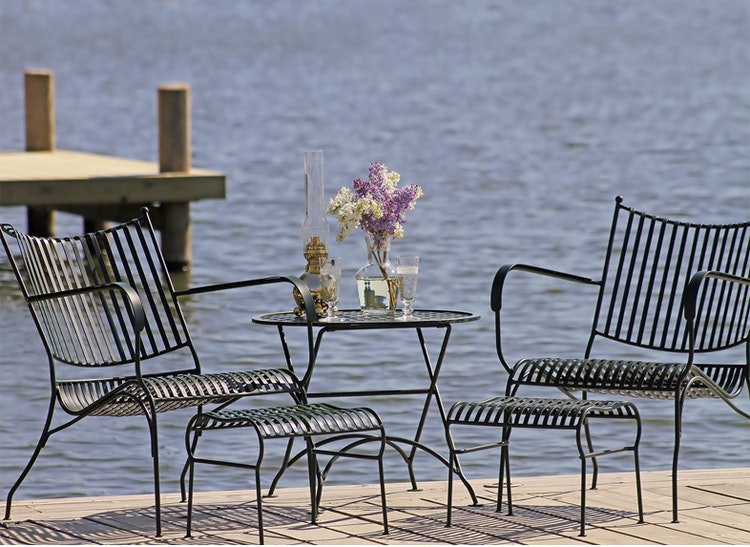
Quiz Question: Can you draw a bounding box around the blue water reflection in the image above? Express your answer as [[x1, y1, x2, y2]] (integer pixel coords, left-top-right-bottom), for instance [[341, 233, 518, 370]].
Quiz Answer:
[[0, 0, 748, 499]]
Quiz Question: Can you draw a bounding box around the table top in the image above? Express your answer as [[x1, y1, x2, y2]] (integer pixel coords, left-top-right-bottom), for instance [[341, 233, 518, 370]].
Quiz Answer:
[[253, 309, 480, 330]]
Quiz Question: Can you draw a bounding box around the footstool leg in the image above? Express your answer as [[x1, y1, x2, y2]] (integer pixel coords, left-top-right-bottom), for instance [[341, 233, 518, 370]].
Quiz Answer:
[[254, 467, 265, 543], [306, 438, 319, 524], [583, 420, 599, 490], [579, 454, 587, 536], [378, 433, 390, 535], [445, 425, 456, 527], [255, 435, 266, 545]]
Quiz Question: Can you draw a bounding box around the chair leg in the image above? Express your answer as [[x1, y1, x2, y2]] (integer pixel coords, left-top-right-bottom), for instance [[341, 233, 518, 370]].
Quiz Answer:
[[501, 426, 513, 516], [4, 401, 55, 521], [504, 441, 513, 516], [147, 412, 163, 537], [496, 444, 505, 513], [634, 443, 644, 524], [185, 450, 196, 537], [575, 424, 588, 537], [671, 394, 685, 523], [184, 416, 202, 538]]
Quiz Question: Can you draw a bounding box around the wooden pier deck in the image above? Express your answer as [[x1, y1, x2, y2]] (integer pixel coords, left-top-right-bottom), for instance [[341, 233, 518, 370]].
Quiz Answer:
[[0, 150, 225, 207], [1, 468, 747, 544], [1, 69, 226, 270]]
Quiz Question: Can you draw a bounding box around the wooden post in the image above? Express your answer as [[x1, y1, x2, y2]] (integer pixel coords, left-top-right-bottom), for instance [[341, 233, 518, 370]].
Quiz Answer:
[[158, 84, 191, 271], [25, 69, 55, 236]]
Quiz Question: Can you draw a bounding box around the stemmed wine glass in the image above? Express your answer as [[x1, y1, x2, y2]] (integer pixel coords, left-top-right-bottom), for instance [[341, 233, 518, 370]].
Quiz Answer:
[[396, 256, 419, 320], [319, 256, 342, 322]]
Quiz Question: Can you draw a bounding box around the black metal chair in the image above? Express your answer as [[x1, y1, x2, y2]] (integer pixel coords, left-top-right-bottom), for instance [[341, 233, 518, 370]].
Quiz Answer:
[[0, 208, 324, 536], [491, 196, 749, 523], [184, 370, 389, 544]]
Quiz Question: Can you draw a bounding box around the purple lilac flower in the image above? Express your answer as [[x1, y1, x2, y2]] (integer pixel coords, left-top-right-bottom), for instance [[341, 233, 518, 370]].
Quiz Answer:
[[328, 162, 423, 250]]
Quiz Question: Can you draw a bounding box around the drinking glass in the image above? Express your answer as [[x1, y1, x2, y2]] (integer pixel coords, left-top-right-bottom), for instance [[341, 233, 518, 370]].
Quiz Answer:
[[396, 256, 419, 320], [319, 256, 342, 321]]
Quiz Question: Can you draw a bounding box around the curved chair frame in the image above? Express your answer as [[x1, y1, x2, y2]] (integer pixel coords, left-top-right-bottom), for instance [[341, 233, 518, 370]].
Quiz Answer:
[[0, 209, 317, 536], [491, 197, 749, 522]]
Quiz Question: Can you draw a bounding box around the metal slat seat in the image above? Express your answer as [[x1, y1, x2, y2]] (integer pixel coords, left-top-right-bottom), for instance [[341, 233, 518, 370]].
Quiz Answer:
[[490, 197, 750, 524], [512, 358, 747, 399], [185, 402, 388, 544], [0, 209, 321, 537], [192, 404, 383, 436], [446, 396, 643, 536], [449, 396, 639, 427], [57, 369, 300, 416]]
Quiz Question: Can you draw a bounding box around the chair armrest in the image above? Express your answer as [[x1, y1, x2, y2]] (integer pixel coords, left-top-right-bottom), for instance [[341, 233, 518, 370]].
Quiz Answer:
[[491, 263, 599, 312], [175, 276, 318, 381], [175, 275, 316, 325], [684, 270, 750, 322], [28, 281, 145, 333], [685, 270, 750, 395], [491, 264, 599, 376]]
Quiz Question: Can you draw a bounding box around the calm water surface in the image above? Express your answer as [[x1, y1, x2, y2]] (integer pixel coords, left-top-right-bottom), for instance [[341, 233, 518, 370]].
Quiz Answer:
[[0, 0, 748, 500]]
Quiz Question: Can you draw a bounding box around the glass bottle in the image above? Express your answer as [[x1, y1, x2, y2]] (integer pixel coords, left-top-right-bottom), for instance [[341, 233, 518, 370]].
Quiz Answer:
[[356, 233, 398, 315]]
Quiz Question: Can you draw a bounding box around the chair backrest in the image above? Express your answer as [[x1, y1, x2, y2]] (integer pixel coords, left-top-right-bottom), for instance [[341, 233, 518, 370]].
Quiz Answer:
[[591, 197, 749, 356], [0, 210, 194, 370]]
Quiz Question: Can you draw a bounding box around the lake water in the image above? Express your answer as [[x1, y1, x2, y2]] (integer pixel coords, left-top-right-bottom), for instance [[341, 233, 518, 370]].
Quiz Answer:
[[1, 0, 748, 500]]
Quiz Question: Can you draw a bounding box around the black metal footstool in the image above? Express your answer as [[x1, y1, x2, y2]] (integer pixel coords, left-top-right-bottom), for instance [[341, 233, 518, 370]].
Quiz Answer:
[[185, 402, 389, 544], [446, 396, 644, 536]]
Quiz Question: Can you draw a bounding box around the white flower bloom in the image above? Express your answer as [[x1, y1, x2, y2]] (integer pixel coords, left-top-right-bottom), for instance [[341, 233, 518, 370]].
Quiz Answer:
[[327, 164, 422, 247], [356, 195, 382, 218]]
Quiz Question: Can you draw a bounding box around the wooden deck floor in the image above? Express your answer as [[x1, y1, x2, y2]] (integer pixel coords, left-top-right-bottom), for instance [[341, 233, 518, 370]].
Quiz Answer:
[[1, 468, 747, 544]]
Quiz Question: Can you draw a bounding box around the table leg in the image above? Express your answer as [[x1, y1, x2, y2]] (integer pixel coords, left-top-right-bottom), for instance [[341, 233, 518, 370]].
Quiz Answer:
[[266, 322, 477, 504], [405, 326, 477, 503]]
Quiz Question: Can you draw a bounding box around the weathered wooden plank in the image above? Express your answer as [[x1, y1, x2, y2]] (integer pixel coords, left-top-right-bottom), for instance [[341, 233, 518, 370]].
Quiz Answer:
[[0, 150, 225, 206], [0, 150, 218, 180], [0, 521, 85, 545], [0, 470, 747, 545]]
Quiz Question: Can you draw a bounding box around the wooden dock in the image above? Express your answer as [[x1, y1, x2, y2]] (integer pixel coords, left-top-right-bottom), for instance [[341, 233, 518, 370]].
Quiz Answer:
[[0, 150, 225, 208], [1, 468, 747, 544], [0, 69, 226, 270]]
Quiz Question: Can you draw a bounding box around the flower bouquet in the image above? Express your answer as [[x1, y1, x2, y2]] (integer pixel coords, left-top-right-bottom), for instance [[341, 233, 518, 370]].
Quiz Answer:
[[328, 162, 422, 313]]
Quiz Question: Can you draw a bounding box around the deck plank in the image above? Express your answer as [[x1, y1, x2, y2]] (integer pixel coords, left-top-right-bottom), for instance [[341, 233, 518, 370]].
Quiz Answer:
[[0, 150, 225, 206], [0, 469, 747, 545]]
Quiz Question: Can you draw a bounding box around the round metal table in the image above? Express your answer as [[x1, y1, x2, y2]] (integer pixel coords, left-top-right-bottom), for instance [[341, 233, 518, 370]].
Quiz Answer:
[[252, 308, 481, 502]]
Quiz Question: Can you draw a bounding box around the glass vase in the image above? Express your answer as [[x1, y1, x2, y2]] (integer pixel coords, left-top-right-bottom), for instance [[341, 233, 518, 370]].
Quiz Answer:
[[295, 150, 329, 317], [356, 233, 398, 315]]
